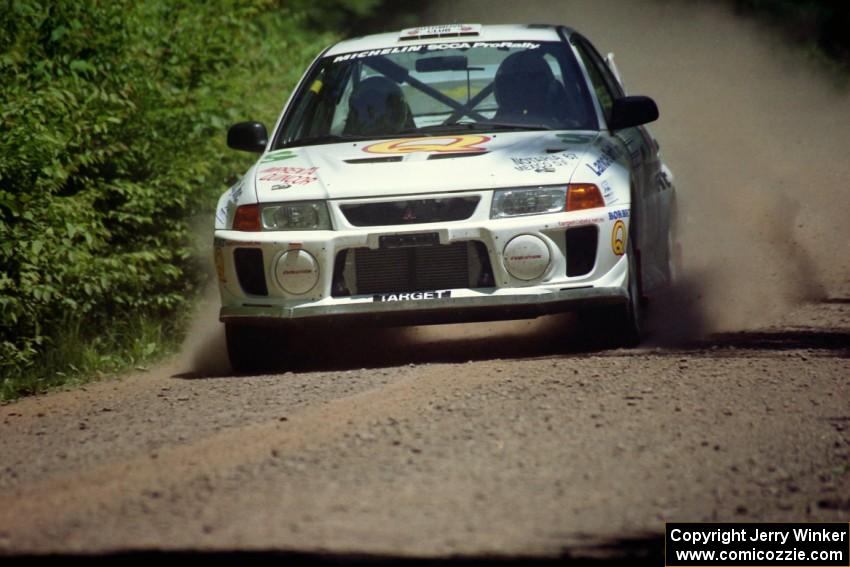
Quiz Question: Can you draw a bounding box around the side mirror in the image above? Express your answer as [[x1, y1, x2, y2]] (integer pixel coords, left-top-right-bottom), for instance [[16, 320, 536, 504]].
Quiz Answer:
[[609, 96, 659, 130], [227, 121, 268, 152]]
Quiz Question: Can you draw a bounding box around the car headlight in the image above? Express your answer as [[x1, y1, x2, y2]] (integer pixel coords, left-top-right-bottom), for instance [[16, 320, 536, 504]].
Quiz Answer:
[[490, 184, 605, 219], [491, 186, 567, 218], [260, 201, 331, 230]]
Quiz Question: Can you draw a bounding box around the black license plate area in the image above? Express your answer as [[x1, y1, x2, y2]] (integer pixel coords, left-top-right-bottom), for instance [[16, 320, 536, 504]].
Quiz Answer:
[[379, 232, 439, 248]]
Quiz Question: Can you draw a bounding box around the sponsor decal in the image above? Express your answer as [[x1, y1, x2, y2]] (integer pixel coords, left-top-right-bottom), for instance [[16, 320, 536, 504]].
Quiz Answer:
[[215, 206, 227, 225], [218, 179, 245, 225], [511, 153, 578, 173], [608, 208, 629, 220], [373, 290, 452, 302], [271, 183, 291, 191], [333, 45, 426, 63], [426, 41, 540, 51], [332, 42, 540, 63], [556, 133, 595, 145], [586, 142, 622, 176], [601, 180, 618, 205], [400, 24, 480, 38], [260, 149, 298, 163], [364, 135, 490, 155], [230, 180, 245, 200], [611, 219, 626, 255], [258, 166, 319, 185], [558, 217, 605, 227]]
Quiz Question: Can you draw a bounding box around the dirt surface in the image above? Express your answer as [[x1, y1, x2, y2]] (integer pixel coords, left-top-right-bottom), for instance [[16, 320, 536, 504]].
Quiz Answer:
[[1, 0, 849, 560]]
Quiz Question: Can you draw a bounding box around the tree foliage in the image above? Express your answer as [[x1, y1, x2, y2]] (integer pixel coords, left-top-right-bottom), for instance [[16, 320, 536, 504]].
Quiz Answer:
[[0, 0, 377, 384]]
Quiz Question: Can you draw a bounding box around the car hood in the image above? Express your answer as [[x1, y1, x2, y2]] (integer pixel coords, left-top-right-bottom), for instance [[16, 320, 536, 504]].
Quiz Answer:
[[252, 130, 599, 202]]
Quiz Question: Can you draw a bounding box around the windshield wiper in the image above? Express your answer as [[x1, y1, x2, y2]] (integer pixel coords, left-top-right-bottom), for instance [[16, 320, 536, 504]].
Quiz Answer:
[[397, 123, 479, 135], [284, 134, 369, 147], [476, 122, 553, 131], [288, 123, 554, 146], [399, 122, 553, 136]]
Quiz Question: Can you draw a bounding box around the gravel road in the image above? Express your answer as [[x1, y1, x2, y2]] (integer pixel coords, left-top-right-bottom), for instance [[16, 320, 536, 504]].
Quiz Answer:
[[1, 0, 848, 560]]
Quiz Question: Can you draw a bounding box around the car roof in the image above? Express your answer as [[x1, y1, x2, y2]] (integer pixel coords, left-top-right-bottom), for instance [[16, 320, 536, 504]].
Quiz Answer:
[[324, 24, 574, 57]]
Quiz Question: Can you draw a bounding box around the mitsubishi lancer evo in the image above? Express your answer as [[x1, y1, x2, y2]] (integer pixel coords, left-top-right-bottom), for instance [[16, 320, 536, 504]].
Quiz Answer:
[[214, 24, 677, 372]]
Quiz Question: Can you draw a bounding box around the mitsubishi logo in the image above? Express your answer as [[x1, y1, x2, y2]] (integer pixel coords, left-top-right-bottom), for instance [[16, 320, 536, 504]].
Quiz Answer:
[[402, 207, 417, 221]]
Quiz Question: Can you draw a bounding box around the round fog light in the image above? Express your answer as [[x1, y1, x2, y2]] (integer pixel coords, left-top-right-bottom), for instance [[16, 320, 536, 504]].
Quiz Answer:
[[503, 235, 550, 281], [275, 250, 319, 294]]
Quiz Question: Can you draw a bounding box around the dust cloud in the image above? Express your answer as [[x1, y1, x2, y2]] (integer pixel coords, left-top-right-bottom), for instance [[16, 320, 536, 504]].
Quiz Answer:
[[175, 236, 577, 375], [182, 0, 850, 374], [426, 0, 850, 337], [177, 285, 230, 377], [179, 301, 582, 376]]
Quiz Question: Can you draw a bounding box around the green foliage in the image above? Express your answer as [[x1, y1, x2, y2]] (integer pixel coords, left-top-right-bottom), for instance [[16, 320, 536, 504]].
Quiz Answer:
[[0, 0, 373, 397], [0, 311, 181, 400]]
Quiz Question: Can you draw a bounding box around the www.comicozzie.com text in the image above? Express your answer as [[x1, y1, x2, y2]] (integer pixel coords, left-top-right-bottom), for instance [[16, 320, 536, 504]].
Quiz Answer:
[[670, 526, 848, 546]]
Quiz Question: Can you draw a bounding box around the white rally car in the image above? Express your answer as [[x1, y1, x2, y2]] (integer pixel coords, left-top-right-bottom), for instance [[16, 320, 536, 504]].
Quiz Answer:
[[215, 24, 677, 372]]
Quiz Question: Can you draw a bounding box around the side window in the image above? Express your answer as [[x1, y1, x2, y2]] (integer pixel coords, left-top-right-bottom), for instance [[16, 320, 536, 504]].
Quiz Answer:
[[573, 39, 621, 123], [287, 62, 361, 142], [581, 39, 624, 98], [329, 68, 356, 134]]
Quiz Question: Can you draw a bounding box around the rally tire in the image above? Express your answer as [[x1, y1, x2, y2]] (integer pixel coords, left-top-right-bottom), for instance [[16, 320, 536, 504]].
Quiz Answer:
[[225, 324, 282, 375], [619, 238, 644, 346], [579, 239, 643, 348]]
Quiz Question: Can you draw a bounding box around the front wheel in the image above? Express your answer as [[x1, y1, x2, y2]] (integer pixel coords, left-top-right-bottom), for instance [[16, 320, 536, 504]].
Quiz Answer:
[[619, 238, 644, 345], [225, 323, 283, 375], [579, 239, 643, 348]]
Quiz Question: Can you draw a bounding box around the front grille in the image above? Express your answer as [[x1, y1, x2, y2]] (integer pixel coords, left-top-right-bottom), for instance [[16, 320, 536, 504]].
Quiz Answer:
[[340, 197, 479, 227], [233, 248, 268, 296], [565, 226, 598, 276], [332, 241, 494, 297]]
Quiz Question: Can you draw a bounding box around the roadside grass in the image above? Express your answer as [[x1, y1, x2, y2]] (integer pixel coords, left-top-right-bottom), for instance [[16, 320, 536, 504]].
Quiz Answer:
[[0, 210, 219, 403], [0, 310, 185, 403]]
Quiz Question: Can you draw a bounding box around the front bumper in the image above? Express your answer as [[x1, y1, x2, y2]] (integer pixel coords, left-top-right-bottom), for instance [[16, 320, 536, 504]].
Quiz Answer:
[[215, 195, 631, 328], [221, 284, 628, 327]]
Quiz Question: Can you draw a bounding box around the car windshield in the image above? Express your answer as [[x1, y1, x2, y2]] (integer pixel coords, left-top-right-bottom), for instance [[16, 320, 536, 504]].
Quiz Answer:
[[275, 40, 598, 148]]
